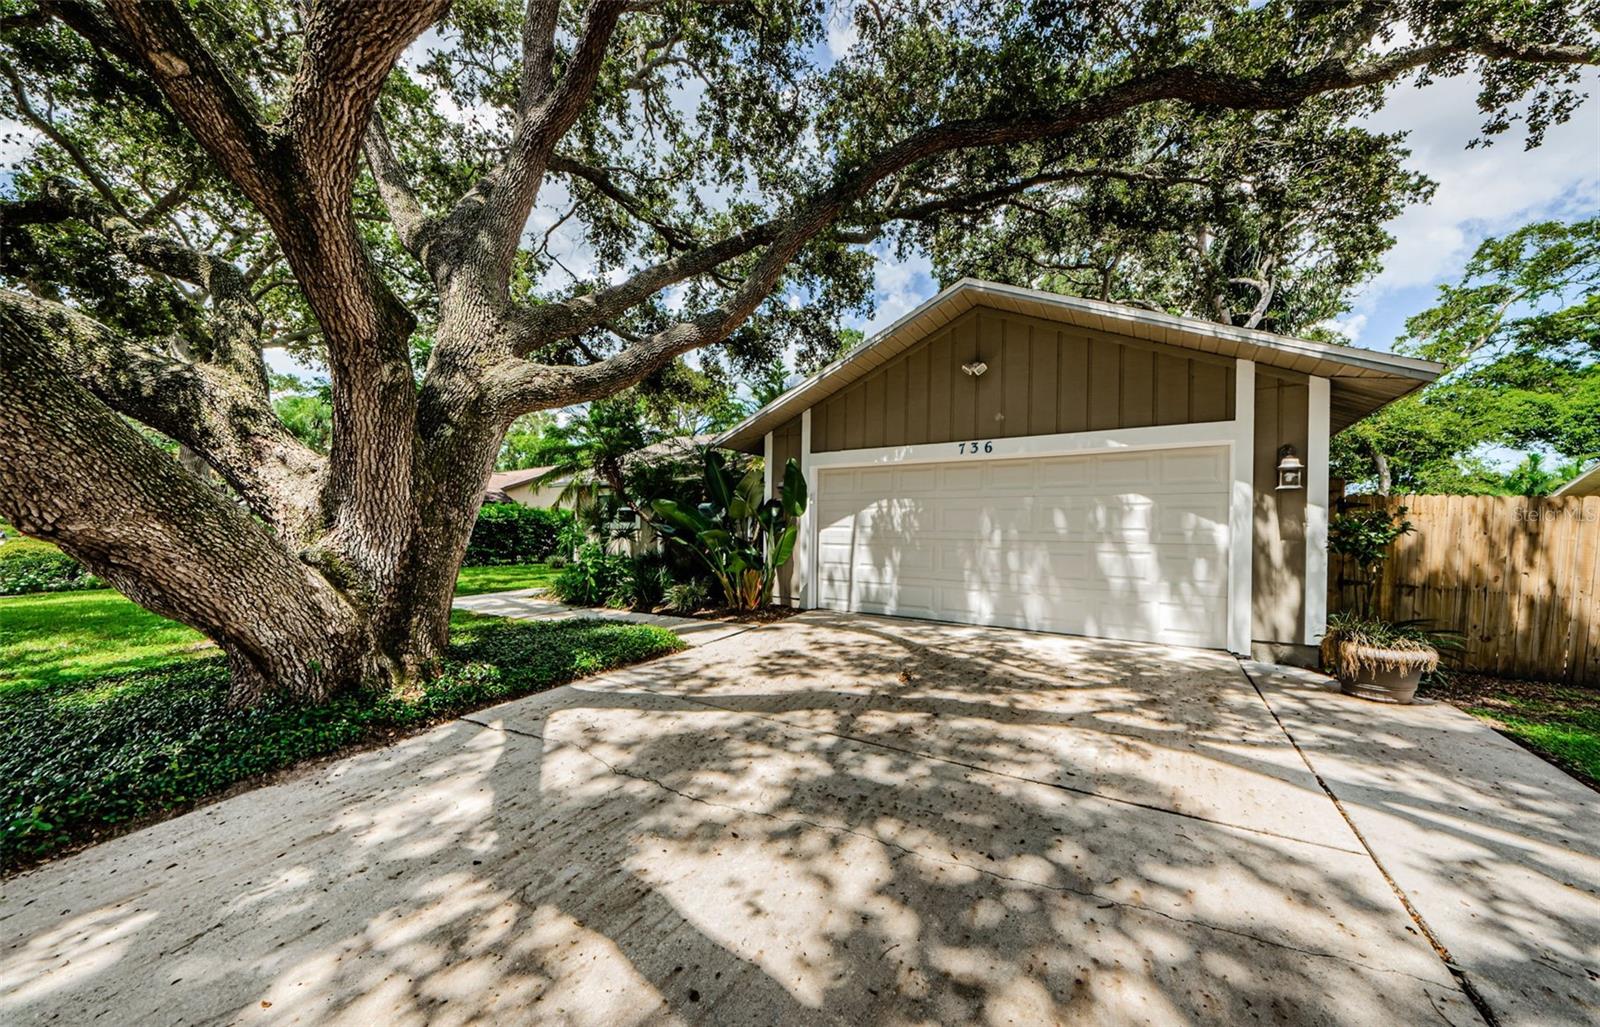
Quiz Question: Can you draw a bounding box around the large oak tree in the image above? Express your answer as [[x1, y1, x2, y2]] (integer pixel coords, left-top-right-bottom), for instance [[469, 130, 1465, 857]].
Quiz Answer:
[[1, 0, 1595, 703]]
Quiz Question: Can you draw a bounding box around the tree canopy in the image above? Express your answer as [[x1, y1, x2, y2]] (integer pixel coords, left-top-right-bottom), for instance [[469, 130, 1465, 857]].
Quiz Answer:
[[1, 0, 1596, 701], [1333, 216, 1600, 494]]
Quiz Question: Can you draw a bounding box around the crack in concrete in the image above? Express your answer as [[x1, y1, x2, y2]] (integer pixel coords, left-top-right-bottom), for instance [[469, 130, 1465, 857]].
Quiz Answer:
[[1238, 661, 1500, 1027]]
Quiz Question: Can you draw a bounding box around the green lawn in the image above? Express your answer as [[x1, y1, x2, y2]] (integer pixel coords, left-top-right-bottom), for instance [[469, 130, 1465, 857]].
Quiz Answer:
[[1, 589, 212, 694], [0, 572, 684, 871], [454, 561, 559, 596], [0, 562, 558, 694], [1425, 675, 1600, 789]]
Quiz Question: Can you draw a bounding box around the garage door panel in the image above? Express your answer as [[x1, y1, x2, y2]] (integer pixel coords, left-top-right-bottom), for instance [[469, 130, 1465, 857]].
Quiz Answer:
[[815, 446, 1229, 648], [1034, 459, 1094, 489], [937, 465, 987, 491], [1091, 452, 1158, 485], [1161, 447, 1230, 483]]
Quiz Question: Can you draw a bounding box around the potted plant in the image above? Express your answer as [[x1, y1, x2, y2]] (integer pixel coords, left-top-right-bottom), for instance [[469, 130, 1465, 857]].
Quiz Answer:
[[1321, 612, 1440, 704], [1324, 503, 1440, 703]]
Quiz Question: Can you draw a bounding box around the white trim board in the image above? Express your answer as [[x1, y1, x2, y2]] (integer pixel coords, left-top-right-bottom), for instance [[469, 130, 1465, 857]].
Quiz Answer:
[[1228, 360, 1256, 657], [799, 409, 815, 608], [806, 420, 1238, 470], [1304, 376, 1330, 646]]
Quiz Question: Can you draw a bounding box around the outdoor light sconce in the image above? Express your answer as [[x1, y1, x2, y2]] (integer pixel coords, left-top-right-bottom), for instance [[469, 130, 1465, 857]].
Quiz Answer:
[[1276, 444, 1305, 491], [961, 360, 988, 377]]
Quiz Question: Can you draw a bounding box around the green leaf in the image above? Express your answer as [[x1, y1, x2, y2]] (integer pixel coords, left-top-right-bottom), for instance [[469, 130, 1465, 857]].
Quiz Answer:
[[770, 524, 799, 568], [781, 459, 807, 517], [704, 450, 736, 512]]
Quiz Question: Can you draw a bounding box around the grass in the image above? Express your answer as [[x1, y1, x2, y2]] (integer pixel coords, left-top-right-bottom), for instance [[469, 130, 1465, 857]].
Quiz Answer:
[[454, 561, 560, 596], [1, 613, 685, 871], [0, 562, 559, 694], [0, 590, 211, 695], [1424, 674, 1600, 789], [0, 568, 684, 871]]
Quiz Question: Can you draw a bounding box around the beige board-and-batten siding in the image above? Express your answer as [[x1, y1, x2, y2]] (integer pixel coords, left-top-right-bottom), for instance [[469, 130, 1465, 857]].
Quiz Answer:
[[759, 306, 1318, 646], [1254, 370, 1311, 644], [808, 308, 1237, 451], [1332, 494, 1600, 684]]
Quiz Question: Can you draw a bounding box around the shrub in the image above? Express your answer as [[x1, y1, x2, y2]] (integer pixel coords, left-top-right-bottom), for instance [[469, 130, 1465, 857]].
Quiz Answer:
[[629, 550, 675, 609], [663, 579, 710, 614], [652, 451, 807, 610], [0, 539, 103, 595], [0, 617, 684, 870], [551, 542, 636, 607], [1330, 504, 1413, 617], [463, 503, 571, 565]]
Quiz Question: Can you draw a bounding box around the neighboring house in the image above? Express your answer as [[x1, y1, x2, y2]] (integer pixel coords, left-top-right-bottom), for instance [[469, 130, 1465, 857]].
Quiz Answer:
[[484, 467, 566, 508], [1554, 462, 1600, 497], [715, 278, 1443, 663]]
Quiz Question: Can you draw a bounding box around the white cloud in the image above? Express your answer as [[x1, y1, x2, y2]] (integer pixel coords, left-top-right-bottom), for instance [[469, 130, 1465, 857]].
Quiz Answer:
[[860, 249, 935, 334], [1356, 69, 1600, 298], [825, 11, 859, 61], [0, 121, 42, 177]]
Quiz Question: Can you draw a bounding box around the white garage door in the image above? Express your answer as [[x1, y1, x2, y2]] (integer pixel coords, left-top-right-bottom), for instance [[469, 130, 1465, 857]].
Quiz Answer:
[[814, 446, 1231, 648]]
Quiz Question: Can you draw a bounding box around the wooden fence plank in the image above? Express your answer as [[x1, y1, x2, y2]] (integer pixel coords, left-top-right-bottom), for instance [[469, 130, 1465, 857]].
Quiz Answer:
[[1330, 494, 1599, 685]]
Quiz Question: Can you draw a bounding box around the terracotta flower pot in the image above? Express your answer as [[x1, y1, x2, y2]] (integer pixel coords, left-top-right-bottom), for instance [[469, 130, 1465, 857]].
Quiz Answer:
[[1335, 644, 1436, 704]]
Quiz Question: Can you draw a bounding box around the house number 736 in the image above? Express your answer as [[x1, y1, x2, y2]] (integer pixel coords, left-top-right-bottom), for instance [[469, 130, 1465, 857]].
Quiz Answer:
[[958, 441, 994, 455]]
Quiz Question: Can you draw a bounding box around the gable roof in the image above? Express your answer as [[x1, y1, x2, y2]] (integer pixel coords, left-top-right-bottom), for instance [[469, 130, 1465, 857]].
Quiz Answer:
[[715, 278, 1442, 453], [1555, 462, 1600, 497], [486, 467, 555, 491]]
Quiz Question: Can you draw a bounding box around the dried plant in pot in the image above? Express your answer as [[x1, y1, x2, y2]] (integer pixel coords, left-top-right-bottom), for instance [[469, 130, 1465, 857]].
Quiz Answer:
[[1321, 614, 1440, 704]]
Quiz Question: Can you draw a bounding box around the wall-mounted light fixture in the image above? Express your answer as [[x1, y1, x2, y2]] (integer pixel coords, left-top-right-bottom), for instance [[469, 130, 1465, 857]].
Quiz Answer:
[[1276, 444, 1305, 491], [960, 360, 988, 378]]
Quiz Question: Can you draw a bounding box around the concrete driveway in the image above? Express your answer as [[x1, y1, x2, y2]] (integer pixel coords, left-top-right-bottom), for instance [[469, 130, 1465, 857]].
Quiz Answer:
[[2, 612, 1595, 1025]]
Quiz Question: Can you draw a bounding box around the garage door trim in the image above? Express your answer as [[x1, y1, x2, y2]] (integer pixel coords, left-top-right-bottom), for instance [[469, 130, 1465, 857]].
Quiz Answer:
[[797, 373, 1256, 654]]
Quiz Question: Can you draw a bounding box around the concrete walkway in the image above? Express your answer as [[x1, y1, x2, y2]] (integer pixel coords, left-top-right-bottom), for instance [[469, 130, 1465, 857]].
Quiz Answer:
[[1, 613, 1593, 1024], [452, 588, 752, 646], [1245, 662, 1600, 1026]]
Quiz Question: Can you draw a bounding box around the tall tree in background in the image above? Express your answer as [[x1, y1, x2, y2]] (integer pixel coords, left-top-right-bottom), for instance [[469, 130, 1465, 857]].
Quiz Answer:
[[1, 1, 1595, 703], [1334, 217, 1600, 493]]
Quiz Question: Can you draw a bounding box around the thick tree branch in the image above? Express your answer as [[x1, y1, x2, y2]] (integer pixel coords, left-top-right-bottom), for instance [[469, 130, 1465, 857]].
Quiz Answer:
[[491, 33, 1600, 413], [363, 110, 435, 260], [0, 289, 325, 539], [0, 315, 366, 701], [464, 0, 628, 281], [285, 0, 451, 200], [102, 0, 280, 205]]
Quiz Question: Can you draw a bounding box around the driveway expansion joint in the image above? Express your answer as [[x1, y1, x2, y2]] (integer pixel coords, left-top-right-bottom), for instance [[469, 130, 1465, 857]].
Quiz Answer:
[[1238, 660, 1503, 1027], [564, 728, 1465, 990]]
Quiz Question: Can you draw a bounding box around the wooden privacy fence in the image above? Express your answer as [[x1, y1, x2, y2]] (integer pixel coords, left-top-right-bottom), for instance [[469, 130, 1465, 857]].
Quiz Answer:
[[1329, 494, 1600, 685]]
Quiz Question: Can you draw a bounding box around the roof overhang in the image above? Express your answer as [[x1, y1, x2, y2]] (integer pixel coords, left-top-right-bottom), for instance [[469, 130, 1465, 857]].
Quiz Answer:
[[716, 279, 1442, 453], [1555, 462, 1600, 497]]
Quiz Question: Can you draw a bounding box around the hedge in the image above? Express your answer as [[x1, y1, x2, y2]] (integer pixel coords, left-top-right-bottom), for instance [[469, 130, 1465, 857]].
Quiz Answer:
[[464, 503, 571, 565], [0, 539, 103, 595]]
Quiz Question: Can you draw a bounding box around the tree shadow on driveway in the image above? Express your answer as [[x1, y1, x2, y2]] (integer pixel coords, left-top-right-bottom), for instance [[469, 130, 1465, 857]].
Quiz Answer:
[[0, 613, 1529, 1025]]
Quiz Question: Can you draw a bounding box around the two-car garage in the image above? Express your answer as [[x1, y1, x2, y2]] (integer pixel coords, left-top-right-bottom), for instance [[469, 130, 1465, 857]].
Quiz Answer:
[[813, 446, 1232, 649], [717, 279, 1442, 656]]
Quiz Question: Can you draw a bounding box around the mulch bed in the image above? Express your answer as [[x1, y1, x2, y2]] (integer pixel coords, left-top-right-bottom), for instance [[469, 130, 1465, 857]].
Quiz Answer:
[[684, 605, 803, 624]]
